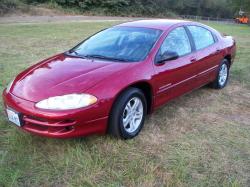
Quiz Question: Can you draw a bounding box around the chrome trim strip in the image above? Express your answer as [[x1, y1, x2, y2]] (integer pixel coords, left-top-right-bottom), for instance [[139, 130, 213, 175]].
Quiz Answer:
[[198, 65, 219, 76], [173, 75, 197, 87], [157, 75, 196, 94], [159, 83, 172, 90]]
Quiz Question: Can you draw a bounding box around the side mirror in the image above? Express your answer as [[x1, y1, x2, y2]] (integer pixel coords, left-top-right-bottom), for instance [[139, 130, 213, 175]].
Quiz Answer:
[[156, 51, 179, 64]]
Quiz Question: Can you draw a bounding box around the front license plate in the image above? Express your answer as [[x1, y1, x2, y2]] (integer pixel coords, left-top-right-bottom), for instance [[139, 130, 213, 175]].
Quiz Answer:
[[6, 108, 22, 127]]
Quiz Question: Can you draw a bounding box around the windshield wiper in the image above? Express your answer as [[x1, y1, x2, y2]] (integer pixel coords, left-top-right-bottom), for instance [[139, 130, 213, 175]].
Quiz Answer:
[[67, 49, 78, 55], [84, 54, 129, 62], [65, 50, 87, 59]]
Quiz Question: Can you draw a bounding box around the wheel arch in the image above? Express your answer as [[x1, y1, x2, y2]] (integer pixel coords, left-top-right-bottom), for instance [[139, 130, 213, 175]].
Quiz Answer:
[[112, 81, 154, 115], [224, 54, 232, 67]]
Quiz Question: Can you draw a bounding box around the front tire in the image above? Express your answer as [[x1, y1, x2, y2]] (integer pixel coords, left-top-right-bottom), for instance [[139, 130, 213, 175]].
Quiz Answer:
[[108, 88, 147, 139], [210, 59, 230, 89]]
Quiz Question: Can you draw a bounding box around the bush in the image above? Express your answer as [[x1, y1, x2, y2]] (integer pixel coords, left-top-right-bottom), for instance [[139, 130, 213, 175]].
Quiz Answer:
[[0, 0, 245, 18], [0, 0, 21, 15]]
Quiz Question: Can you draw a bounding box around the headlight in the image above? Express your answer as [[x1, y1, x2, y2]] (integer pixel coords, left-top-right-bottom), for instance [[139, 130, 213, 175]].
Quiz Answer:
[[6, 80, 14, 93], [35, 94, 97, 110]]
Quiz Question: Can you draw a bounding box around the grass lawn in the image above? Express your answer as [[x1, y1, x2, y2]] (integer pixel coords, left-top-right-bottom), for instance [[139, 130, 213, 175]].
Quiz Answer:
[[0, 21, 250, 187]]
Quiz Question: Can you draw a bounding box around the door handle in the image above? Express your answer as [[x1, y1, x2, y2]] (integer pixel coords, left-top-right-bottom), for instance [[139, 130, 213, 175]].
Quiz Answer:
[[214, 49, 221, 54], [190, 57, 197, 63], [210, 49, 221, 56], [215, 49, 220, 54]]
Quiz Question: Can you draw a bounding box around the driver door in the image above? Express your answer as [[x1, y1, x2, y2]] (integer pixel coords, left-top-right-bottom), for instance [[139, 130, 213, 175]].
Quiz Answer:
[[153, 26, 200, 108]]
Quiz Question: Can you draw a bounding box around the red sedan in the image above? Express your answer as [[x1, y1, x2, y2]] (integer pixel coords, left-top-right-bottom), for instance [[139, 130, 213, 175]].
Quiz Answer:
[[2, 20, 236, 139]]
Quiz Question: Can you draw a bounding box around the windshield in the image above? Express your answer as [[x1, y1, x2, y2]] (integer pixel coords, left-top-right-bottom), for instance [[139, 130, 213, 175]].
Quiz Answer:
[[68, 27, 162, 62]]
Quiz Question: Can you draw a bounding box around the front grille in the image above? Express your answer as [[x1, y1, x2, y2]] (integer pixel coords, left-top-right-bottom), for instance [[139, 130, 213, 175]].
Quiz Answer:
[[22, 115, 76, 134]]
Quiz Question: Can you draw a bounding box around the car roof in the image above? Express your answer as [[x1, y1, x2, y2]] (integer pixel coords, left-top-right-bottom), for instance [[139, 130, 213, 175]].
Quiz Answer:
[[116, 19, 192, 30]]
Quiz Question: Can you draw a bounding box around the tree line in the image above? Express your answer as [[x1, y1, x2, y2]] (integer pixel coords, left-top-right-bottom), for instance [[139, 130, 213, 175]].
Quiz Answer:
[[1, 0, 250, 18]]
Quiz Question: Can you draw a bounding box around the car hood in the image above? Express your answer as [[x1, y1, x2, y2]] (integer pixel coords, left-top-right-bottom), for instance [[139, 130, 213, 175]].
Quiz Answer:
[[11, 54, 131, 102]]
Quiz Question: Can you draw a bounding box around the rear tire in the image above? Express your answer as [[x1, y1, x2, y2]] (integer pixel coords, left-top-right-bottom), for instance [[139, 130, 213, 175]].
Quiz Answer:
[[108, 87, 147, 139], [210, 59, 230, 89]]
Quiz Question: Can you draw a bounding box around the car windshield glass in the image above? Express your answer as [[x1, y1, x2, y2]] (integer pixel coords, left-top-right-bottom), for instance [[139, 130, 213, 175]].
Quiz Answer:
[[69, 27, 162, 62]]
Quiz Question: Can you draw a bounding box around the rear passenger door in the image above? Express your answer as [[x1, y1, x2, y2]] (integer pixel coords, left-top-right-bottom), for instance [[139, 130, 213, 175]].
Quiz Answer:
[[186, 25, 223, 86], [153, 26, 200, 108]]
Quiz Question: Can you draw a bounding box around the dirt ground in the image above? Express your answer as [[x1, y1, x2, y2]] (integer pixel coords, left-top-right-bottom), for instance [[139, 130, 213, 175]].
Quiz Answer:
[[0, 15, 142, 24]]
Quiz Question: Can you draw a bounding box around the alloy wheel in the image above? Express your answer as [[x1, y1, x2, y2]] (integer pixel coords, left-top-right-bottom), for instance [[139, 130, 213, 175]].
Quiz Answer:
[[122, 97, 143, 134], [218, 63, 228, 86]]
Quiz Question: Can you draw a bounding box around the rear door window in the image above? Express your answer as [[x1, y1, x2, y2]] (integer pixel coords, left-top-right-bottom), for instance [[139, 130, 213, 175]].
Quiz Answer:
[[187, 26, 215, 50]]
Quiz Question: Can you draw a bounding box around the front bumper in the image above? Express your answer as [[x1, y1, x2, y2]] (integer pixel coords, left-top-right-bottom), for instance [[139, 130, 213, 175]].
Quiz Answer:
[[2, 90, 109, 138]]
